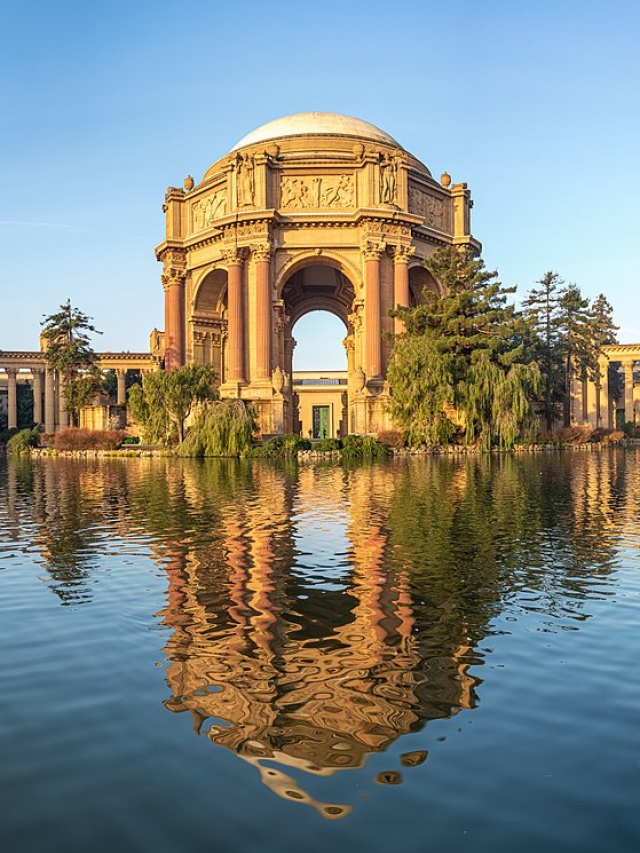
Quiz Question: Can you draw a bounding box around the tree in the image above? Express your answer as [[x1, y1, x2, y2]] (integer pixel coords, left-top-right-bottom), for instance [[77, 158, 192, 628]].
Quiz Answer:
[[40, 300, 103, 425], [556, 284, 592, 427], [128, 364, 218, 444], [522, 271, 565, 431], [388, 247, 540, 449], [586, 294, 618, 425]]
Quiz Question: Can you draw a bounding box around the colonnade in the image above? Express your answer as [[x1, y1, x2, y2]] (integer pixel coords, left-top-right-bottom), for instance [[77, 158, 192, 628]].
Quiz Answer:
[[0, 352, 159, 432], [571, 347, 639, 428]]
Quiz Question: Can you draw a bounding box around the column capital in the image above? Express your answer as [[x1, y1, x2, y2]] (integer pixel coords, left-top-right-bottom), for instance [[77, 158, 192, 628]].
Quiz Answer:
[[5, 367, 17, 378], [362, 239, 386, 261], [161, 267, 186, 291], [392, 244, 416, 264], [251, 241, 273, 262], [222, 247, 248, 267]]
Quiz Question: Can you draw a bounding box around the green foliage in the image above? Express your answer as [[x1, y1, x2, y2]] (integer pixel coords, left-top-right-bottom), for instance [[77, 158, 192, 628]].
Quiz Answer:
[[524, 276, 619, 429], [623, 421, 635, 437], [177, 400, 255, 457], [0, 428, 20, 445], [40, 300, 103, 423], [120, 436, 140, 445], [253, 434, 311, 458], [314, 438, 342, 452], [128, 364, 218, 445], [7, 427, 41, 454], [339, 434, 391, 458], [522, 271, 565, 431], [388, 247, 540, 449]]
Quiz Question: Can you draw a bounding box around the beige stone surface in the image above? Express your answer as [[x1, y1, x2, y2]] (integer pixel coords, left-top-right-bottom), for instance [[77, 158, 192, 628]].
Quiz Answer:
[[156, 112, 481, 435]]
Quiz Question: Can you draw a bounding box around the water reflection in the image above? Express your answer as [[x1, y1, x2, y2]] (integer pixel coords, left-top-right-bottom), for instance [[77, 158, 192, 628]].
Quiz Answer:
[[1, 450, 635, 820]]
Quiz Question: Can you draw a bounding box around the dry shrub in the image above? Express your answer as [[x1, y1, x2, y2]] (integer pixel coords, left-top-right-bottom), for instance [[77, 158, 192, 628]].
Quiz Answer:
[[53, 428, 124, 451], [559, 425, 593, 444], [377, 429, 405, 449], [601, 430, 625, 444]]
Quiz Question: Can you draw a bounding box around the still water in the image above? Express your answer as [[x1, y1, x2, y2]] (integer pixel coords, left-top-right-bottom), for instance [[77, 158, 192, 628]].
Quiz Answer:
[[1, 452, 639, 852]]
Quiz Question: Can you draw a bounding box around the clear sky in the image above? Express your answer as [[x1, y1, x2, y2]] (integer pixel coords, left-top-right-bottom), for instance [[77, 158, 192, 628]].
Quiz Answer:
[[2, 0, 639, 371]]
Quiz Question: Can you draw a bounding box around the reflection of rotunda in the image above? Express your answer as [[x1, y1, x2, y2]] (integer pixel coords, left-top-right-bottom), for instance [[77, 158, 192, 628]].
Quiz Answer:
[[156, 112, 480, 435]]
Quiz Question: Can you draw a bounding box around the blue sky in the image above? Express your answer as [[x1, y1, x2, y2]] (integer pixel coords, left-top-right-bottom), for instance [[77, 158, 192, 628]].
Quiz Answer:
[[1, 0, 639, 370]]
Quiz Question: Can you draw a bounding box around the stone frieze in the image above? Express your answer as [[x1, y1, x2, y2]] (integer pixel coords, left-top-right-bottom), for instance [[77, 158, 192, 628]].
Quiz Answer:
[[192, 189, 227, 232], [280, 174, 355, 210], [408, 185, 445, 230]]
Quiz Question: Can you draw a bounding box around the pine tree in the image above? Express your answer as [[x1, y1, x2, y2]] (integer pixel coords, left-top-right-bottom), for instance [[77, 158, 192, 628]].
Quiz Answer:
[[388, 247, 540, 449], [522, 271, 565, 431], [557, 284, 592, 427], [587, 294, 618, 426], [40, 300, 103, 425]]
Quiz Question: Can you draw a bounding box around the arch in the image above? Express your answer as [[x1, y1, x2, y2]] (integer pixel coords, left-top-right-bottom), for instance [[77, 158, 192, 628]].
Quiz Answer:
[[275, 250, 362, 299], [192, 268, 228, 315], [281, 263, 356, 329], [408, 264, 441, 306]]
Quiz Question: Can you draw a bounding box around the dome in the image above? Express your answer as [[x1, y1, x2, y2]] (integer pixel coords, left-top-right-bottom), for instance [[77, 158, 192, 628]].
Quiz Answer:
[[231, 112, 402, 151]]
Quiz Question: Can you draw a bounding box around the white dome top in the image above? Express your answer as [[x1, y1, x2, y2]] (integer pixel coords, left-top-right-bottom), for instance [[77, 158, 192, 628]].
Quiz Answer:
[[231, 112, 401, 150]]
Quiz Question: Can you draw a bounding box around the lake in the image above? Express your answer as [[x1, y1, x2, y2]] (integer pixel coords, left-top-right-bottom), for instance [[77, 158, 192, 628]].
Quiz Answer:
[[1, 451, 639, 852]]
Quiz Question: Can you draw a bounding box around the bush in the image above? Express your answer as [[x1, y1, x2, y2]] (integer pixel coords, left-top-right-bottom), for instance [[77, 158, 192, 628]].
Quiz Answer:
[[120, 436, 141, 445], [377, 430, 404, 450], [252, 434, 311, 458], [314, 438, 342, 452], [177, 400, 254, 457], [622, 421, 635, 437], [0, 427, 20, 445], [6, 427, 41, 454], [53, 428, 125, 451], [339, 434, 392, 458]]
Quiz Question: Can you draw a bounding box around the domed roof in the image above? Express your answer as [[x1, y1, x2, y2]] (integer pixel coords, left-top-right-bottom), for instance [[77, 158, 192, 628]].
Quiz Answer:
[[231, 112, 402, 151]]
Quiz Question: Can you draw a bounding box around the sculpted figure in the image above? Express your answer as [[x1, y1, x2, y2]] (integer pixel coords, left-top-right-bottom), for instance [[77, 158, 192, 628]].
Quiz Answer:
[[380, 154, 396, 204], [237, 155, 254, 206]]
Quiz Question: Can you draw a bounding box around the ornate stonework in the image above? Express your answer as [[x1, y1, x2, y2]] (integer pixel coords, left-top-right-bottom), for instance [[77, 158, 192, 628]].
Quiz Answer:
[[408, 185, 445, 230], [280, 174, 355, 209], [156, 112, 481, 434], [192, 188, 227, 232]]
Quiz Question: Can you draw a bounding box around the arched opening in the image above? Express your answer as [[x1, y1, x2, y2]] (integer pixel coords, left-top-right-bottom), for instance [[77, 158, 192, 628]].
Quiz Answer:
[[191, 268, 228, 382], [408, 266, 440, 306], [281, 263, 355, 440]]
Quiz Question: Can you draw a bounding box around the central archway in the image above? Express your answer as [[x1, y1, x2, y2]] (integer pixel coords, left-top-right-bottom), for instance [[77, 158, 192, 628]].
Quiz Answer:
[[280, 262, 355, 437]]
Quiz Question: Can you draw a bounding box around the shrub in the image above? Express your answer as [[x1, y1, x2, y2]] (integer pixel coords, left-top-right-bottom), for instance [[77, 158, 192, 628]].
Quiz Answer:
[[177, 400, 254, 457], [0, 427, 20, 445], [7, 427, 41, 454], [253, 434, 311, 458], [622, 421, 635, 437], [377, 430, 404, 450], [120, 436, 141, 445], [53, 428, 125, 451], [339, 434, 391, 458], [314, 438, 342, 452]]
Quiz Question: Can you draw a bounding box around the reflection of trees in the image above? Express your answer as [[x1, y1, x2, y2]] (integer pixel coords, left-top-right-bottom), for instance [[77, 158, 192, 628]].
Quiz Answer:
[[2, 449, 635, 816]]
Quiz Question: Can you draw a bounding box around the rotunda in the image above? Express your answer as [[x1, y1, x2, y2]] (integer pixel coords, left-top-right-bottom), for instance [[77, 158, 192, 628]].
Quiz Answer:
[[156, 113, 480, 435]]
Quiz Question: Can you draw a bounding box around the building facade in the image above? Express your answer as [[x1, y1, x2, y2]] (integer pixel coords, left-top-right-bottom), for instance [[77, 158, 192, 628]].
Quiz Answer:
[[156, 112, 480, 436]]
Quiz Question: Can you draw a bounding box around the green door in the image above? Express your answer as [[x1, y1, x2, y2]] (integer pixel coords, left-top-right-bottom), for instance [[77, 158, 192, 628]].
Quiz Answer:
[[313, 405, 331, 439]]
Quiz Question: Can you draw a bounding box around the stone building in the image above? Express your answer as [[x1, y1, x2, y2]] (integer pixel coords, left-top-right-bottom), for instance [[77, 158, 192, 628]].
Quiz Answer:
[[156, 112, 480, 436]]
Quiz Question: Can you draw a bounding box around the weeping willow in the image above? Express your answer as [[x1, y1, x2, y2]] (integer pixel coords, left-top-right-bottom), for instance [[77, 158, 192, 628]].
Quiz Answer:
[[177, 400, 255, 457]]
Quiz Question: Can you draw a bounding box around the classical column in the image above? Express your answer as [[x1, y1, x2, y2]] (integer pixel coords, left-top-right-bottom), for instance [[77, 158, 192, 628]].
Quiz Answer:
[[586, 377, 598, 426], [393, 245, 414, 336], [32, 369, 44, 426], [6, 369, 17, 430], [624, 360, 635, 424], [598, 357, 610, 429], [225, 249, 246, 384], [58, 375, 69, 429], [363, 241, 383, 380], [45, 368, 55, 433], [162, 252, 186, 372], [253, 243, 272, 381], [116, 369, 127, 405]]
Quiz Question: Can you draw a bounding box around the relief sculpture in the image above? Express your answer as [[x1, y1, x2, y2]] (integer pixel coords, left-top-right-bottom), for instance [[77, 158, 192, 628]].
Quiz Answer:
[[409, 185, 445, 230], [280, 174, 355, 209], [192, 189, 227, 232]]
